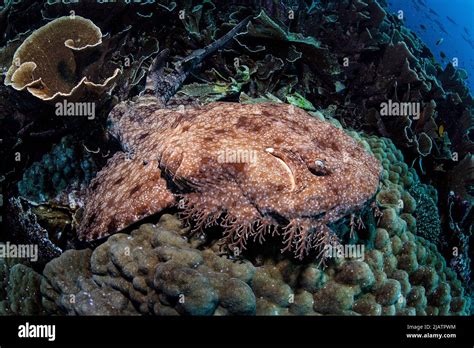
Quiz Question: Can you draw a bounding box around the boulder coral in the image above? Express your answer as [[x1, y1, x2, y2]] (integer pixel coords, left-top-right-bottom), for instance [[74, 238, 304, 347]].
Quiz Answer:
[[42, 215, 257, 316], [0, 256, 45, 315], [40, 210, 470, 315]]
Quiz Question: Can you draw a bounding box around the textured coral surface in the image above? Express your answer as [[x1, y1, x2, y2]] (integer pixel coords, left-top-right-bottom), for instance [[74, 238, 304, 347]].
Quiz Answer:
[[40, 211, 470, 316], [0, 257, 44, 315], [35, 129, 470, 316], [1, 0, 472, 318]]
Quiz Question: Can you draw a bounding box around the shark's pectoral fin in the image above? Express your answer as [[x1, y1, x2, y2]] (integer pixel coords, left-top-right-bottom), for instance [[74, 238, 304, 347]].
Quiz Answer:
[[78, 152, 175, 241]]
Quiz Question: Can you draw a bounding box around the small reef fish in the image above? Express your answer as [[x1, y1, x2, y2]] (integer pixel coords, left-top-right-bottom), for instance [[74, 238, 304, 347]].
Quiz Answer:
[[446, 16, 457, 25]]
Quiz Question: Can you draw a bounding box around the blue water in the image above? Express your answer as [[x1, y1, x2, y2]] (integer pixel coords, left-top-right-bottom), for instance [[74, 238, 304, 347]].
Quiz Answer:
[[387, 0, 474, 92]]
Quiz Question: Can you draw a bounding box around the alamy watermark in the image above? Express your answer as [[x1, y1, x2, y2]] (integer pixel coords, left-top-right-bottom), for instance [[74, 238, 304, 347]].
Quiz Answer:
[[217, 148, 257, 164], [0, 242, 38, 262], [380, 100, 420, 120], [18, 322, 55, 342], [324, 243, 365, 261], [55, 100, 96, 120]]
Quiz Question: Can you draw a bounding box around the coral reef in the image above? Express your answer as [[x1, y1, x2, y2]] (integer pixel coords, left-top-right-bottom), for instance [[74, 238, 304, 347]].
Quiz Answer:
[[41, 208, 470, 315], [1, 119, 465, 317], [408, 183, 442, 245], [41, 248, 138, 316], [0, 0, 471, 318], [3, 135, 100, 261], [449, 155, 474, 203], [5, 197, 62, 265], [37, 131, 472, 316], [42, 215, 257, 315], [445, 191, 472, 292]]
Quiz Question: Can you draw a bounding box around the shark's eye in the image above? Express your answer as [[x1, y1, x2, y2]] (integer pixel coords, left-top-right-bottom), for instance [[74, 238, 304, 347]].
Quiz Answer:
[[308, 159, 330, 176]]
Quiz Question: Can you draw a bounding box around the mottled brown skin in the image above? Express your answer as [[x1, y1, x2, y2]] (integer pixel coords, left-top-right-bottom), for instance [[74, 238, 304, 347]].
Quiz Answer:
[[78, 97, 381, 259]]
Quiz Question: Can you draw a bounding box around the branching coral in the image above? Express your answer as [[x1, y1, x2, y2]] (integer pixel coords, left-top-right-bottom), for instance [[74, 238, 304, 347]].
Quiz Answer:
[[5, 197, 62, 265], [449, 155, 474, 202]]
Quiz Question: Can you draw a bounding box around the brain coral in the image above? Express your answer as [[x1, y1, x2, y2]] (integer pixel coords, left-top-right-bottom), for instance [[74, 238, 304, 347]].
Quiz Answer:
[[78, 101, 381, 260]]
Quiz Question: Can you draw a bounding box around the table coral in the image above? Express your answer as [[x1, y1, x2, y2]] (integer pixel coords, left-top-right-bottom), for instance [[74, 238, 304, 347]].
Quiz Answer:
[[78, 101, 381, 260], [4, 15, 120, 102]]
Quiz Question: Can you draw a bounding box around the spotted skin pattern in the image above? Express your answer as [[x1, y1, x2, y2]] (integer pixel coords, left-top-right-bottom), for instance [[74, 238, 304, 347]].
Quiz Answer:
[[78, 98, 381, 260]]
